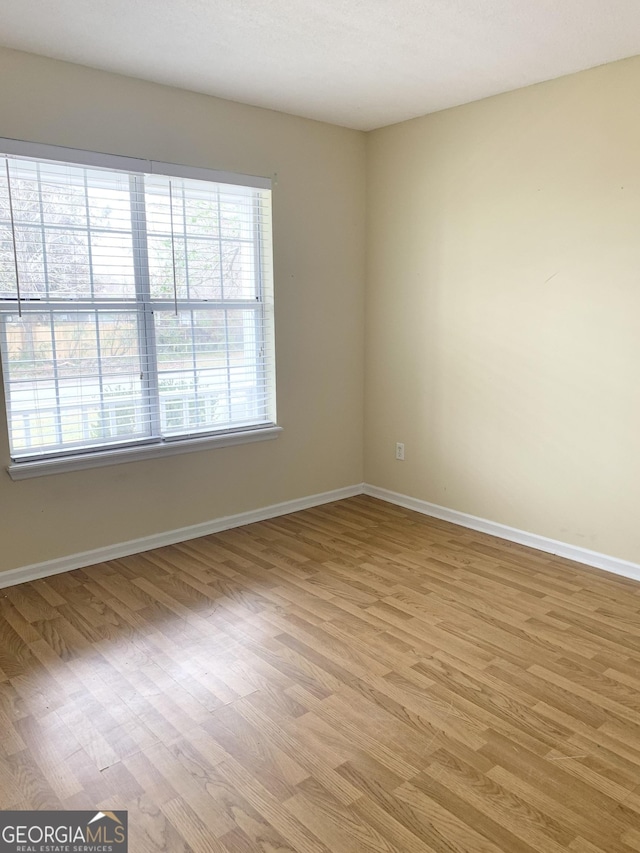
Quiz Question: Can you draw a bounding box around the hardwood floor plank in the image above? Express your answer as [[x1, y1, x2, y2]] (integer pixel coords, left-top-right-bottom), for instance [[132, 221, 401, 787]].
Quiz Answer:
[[1, 496, 640, 851]]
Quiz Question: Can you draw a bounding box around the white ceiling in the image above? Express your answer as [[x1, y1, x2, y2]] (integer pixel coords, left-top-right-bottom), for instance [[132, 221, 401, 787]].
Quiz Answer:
[[2, 1, 640, 130]]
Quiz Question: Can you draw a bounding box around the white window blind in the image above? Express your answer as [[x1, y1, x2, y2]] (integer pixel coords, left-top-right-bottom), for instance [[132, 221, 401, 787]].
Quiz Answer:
[[0, 147, 275, 463]]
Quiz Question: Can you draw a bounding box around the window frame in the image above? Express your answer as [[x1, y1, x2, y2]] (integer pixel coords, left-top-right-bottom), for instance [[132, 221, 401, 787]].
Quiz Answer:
[[0, 138, 280, 479]]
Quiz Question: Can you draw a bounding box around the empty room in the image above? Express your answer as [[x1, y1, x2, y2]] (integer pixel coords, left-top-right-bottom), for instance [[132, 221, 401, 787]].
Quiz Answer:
[[0, 1, 639, 851]]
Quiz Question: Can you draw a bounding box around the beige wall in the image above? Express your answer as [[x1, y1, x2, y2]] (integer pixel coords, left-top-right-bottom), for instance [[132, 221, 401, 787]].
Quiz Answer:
[[365, 56, 640, 564], [0, 47, 366, 572], [3, 46, 640, 573]]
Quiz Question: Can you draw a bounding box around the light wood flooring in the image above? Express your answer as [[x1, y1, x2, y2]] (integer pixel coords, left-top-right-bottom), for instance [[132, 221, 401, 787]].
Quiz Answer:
[[1, 495, 640, 851]]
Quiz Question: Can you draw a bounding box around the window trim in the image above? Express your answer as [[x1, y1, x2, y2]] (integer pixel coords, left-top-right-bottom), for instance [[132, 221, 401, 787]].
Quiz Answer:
[[7, 424, 283, 480], [0, 137, 279, 475], [0, 137, 271, 189]]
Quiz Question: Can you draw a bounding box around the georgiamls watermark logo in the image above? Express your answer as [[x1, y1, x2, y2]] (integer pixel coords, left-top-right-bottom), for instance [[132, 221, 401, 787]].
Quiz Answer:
[[0, 810, 127, 852]]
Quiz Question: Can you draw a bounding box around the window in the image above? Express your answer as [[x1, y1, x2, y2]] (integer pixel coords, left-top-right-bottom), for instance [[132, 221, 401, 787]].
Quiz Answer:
[[0, 141, 277, 476]]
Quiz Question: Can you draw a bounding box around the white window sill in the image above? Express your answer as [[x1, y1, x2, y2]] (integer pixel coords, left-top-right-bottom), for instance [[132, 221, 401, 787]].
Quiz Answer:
[[7, 426, 283, 480]]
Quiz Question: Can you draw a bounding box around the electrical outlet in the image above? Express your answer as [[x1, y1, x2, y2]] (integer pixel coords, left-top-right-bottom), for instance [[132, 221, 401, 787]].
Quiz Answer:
[[395, 442, 405, 461]]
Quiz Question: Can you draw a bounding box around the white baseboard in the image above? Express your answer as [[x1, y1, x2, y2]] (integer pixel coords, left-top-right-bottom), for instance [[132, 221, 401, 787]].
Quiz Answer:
[[363, 484, 640, 584], [5, 481, 639, 590], [0, 483, 364, 589]]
